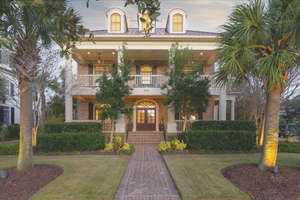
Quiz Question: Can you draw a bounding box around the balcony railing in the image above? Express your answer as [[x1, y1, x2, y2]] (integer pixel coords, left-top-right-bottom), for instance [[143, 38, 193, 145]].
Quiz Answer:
[[75, 74, 218, 89], [128, 75, 168, 88]]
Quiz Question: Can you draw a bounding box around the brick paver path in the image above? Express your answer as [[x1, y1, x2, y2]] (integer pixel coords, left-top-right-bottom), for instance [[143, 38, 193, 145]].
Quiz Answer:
[[114, 145, 181, 200]]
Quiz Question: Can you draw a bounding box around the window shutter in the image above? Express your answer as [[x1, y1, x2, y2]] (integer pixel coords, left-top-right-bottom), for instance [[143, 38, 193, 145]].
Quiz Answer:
[[88, 64, 93, 75], [152, 66, 157, 75], [136, 66, 140, 75], [88, 103, 94, 120]]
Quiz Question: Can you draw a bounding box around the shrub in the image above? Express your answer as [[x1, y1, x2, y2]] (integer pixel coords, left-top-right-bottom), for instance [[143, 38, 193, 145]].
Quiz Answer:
[[37, 132, 105, 152], [158, 139, 187, 152], [278, 142, 300, 153], [0, 141, 19, 155], [3, 124, 20, 139], [191, 120, 256, 131], [181, 130, 256, 151], [104, 136, 135, 153], [44, 122, 102, 134]]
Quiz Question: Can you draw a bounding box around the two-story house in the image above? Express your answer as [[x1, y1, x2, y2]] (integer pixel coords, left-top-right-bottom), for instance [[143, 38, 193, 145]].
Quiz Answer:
[[65, 8, 237, 139], [0, 48, 20, 126]]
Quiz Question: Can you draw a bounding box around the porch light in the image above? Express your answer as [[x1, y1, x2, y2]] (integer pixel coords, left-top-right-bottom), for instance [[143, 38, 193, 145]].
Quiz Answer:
[[88, 51, 91, 55], [112, 51, 116, 56], [200, 52, 204, 56]]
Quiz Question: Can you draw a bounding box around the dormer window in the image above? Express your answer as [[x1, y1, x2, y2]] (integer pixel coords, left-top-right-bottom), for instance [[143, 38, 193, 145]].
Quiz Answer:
[[106, 8, 127, 33], [111, 13, 121, 32], [168, 9, 187, 34], [172, 14, 183, 32]]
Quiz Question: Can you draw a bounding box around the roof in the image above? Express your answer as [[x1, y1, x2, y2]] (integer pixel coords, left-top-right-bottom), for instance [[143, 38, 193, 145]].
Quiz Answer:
[[86, 28, 218, 37]]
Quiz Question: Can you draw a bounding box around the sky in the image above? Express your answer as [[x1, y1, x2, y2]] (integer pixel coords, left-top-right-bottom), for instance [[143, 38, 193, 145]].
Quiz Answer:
[[69, 0, 246, 33]]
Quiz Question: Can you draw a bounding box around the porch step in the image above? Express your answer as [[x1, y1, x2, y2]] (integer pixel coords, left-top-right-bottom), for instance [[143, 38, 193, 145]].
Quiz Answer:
[[127, 132, 164, 145]]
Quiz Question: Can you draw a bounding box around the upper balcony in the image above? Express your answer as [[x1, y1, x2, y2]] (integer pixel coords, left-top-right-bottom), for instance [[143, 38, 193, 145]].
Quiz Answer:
[[73, 74, 221, 96], [69, 49, 222, 96]]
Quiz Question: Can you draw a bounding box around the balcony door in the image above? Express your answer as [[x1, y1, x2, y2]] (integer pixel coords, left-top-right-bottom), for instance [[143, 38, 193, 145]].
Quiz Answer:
[[136, 65, 157, 87], [136, 101, 156, 131]]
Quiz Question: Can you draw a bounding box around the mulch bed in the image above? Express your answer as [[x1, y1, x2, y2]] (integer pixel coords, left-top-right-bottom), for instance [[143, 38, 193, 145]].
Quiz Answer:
[[0, 165, 63, 200], [222, 164, 300, 200], [34, 151, 132, 156]]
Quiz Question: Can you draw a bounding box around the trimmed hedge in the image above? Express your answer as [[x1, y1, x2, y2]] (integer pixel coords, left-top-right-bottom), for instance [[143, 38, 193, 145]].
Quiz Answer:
[[279, 142, 300, 153], [192, 120, 256, 131], [0, 141, 19, 155], [44, 122, 102, 134], [179, 130, 256, 151], [37, 132, 105, 152]]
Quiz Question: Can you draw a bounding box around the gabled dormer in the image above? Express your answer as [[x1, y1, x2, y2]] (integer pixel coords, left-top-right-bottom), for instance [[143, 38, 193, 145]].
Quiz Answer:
[[167, 8, 187, 34], [106, 8, 127, 34]]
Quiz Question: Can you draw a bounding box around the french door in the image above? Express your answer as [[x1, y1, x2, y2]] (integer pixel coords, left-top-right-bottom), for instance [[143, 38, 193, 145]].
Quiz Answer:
[[136, 108, 156, 131]]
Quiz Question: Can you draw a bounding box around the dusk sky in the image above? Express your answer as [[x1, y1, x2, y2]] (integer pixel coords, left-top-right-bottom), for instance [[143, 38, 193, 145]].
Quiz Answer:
[[70, 0, 246, 33]]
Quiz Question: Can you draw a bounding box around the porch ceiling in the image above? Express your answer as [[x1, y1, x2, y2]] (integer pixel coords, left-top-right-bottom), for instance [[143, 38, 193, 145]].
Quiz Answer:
[[72, 49, 216, 64]]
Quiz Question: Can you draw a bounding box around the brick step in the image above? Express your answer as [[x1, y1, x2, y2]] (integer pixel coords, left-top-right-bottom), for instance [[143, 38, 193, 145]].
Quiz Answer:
[[127, 133, 164, 145]]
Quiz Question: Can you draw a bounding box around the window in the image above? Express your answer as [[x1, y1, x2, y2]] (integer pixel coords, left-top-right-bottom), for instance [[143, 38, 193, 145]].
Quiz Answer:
[[94, 65, 106, 75], [10, 82, 14, 97], [172, 14, 183, 32], [111, 13, 121, 32], [140, 66, 152, 85], [0, 106, 9, 124], [95, 104, 111, 120]]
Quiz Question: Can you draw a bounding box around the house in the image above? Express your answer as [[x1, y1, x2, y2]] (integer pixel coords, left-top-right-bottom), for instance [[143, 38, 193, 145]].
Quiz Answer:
[[0, 48, 20, 126], [65, 8, 237, 139]]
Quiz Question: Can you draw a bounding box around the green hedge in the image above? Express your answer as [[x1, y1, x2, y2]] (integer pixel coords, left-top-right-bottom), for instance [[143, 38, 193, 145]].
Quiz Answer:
[[44, 122, 102, 134], [37, 132, 105, 152], [179, 130, 256, 151], [0, 141, 19, 155], [3, 124, 20, 139], [279, 142, 300, 153], [192, 120, 256, 131]]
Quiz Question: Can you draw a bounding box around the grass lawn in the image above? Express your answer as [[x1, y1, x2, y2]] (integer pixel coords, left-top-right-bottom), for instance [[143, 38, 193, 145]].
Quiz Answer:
[[164, 153, 300, 200], [0, 155, 129, 200]]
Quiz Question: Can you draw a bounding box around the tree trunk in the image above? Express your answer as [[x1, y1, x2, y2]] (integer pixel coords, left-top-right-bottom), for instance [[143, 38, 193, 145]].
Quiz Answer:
[[183, 114, 187, 132], [17, 77, 33, 171], [258, 113, 266, 146], [110, 120, 114, 143], [258, 87, 281, 171], [40, 88, 46, 129]]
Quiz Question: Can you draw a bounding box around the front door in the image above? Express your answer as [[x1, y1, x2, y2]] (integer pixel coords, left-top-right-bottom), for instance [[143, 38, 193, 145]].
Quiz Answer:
[[136, 101, 156, 131]]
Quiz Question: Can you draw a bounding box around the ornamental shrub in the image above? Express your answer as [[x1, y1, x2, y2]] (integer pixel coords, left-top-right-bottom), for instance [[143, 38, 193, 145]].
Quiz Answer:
[[0, 141, 19, 155], [191, 120, 256, 131], [37, 132, 105, 152], [158, 139, 186, 152], [44, 122, 102, 134], [3, 124, 20, 139], [181, 130, 256, 151], [104, 135, 135, 153]]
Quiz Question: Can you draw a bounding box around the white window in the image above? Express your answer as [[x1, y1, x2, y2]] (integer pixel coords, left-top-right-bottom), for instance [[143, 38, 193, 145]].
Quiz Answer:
[[106, 8, 126, 33], [168, 9, 187, 34]]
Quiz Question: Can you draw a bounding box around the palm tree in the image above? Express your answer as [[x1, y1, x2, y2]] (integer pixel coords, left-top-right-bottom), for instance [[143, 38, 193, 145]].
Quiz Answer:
[[0, 0, 84, 171], [216, 0, 300, 171]]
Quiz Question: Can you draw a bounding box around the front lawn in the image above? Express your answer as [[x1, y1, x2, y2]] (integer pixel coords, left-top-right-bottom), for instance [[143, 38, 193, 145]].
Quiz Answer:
[[0, 155, 129, 200], [163, 153, 300, 200]]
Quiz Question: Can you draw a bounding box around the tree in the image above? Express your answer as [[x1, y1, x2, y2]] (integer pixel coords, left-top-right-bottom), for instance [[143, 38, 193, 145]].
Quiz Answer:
[[216, 0, 300, 171], [0, 73, 8, 102], [96, 47, 133, 142], [32, 48, 62, 147], [0, 0, 84, 171], [164, 44, 210, 132]]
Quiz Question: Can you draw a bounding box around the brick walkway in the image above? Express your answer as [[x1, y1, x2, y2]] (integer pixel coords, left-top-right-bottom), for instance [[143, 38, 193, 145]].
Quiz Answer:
[[114, 145, 181, 200]]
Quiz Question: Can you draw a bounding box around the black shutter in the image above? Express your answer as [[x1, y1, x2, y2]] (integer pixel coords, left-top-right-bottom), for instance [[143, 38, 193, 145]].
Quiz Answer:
[[136, 65, 140, 75], [175, 112, 180, 120], [88, 103, 94, 120], [152, 66, 157, 75], [11, 107, 14, 124], [152, 66, 157, 86], [88, 64, 93, 74]]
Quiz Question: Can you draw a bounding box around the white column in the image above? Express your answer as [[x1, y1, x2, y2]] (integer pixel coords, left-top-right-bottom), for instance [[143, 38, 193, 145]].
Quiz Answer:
[[231, 99, 235, 120], [65, 53, 73, 122], [219, 88, 227, 120], [167, 106, 177, 133], [117, 48, 123, 74]]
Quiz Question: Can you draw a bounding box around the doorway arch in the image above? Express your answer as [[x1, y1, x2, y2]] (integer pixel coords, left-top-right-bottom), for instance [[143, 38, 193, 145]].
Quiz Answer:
[[133, 99, 159, 131]]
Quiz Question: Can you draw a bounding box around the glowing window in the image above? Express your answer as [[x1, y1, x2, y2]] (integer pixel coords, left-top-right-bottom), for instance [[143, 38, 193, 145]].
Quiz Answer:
[[94, 65, 106, 75], [111, 13, 121, 32], [137, 101, 156, 109], [95, 104, 111, 120], [172, 14, 183, 33]]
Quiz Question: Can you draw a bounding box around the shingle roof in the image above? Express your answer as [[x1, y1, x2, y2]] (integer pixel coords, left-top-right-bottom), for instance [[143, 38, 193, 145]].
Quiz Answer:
[[86, 28, 218, 37]]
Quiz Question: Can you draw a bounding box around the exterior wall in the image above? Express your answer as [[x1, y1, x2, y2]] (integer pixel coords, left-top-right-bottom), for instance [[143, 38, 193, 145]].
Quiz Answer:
[[203, 98, 215, 120], [78, 64, 89, 75], [77, 99, 89, 120]]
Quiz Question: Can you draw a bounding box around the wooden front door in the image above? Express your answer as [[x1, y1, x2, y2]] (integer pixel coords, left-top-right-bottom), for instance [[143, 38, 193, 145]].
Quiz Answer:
[[136, 101, 156, 131]]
